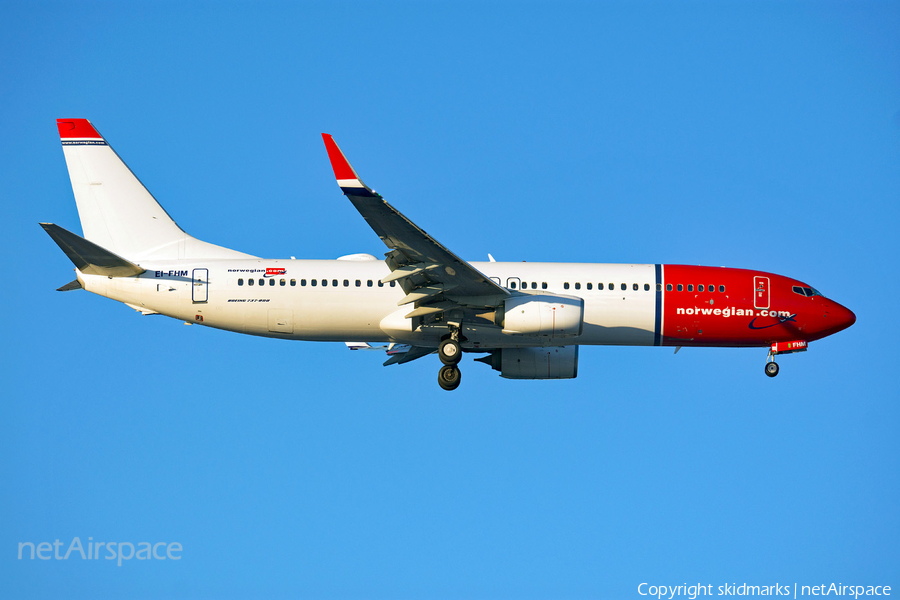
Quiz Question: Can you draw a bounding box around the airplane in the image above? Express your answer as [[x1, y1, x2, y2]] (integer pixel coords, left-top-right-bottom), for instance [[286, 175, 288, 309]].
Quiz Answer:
[[43, 119, 856, 390]]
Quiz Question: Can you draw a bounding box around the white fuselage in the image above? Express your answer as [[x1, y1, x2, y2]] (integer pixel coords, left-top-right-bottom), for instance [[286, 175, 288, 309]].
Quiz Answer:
[[80, 258, 659, 349]]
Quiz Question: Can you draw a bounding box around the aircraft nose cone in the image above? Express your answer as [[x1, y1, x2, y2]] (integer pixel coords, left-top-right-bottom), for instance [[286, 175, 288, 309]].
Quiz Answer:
[[830, 302, 856, 333], [841, 305, 856, 329]]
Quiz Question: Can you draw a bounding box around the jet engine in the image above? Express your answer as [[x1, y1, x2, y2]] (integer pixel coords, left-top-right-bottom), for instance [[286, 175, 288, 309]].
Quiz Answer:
[[496, 295, 584, 337], [476, 346, 579, 379]]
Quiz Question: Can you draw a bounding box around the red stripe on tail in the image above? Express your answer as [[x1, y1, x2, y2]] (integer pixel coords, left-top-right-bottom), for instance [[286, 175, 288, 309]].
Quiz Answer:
[[57, 119, 102, 139]]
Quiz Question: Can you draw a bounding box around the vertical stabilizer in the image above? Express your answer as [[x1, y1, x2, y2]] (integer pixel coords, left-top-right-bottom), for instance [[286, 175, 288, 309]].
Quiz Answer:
[[57, 119, 254, 261]]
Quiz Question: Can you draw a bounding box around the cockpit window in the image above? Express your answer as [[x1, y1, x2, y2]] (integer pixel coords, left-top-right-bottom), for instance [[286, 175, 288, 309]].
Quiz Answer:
[[793, 285, 824, 298]]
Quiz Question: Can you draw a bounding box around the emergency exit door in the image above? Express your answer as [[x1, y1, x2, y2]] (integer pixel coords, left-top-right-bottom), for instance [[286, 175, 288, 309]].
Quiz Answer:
[[753, 276, 769, 309], [192, 268, 208, 303]]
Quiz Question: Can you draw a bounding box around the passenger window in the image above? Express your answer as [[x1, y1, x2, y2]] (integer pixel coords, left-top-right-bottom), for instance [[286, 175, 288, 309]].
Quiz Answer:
[[677, 284, 683, 291], [322, 279, 328, 287], [367, 280, 373, 287], [259, 279, 264, 286], [666, 284, 672, 291], [587, 283, 592, 290], [610, 283, 615, 290], [378, 281, 384, 287], [311, 279, 317, 286], [390, 281, 396, 287], [542, 282, 547, 290], [332, 279, 338, 287], [598, 283, 604, 290], [656, 283, 662, 291], [522, 282, 528, 289], [238, 278, 244, 286], [531, 282, 537, 289], [355, 280, 361, 287], [564, 282, 570, 290], [248, 279, 254, 286], [575, 282, 581, 290], [687, 284, 693, 292], [709, 284, 715, 292], [269, 278, 275, 286], [510, 281, 517, 289], [698, 284, 704, 292], [633, 283, 638, 291], [719, 285, 725, 293], [343, 279, 349, 287], [280, 279, 286, 286], [621, 283, 626, 291], [644, 283, 650, 291]]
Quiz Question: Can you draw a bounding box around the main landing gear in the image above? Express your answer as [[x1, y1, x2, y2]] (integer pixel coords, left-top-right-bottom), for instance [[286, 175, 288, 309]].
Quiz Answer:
[[437, 334, 462, 391], [765, 340, 809, 378], [438, 338, 461, 366], [438, 364, 462, 391]]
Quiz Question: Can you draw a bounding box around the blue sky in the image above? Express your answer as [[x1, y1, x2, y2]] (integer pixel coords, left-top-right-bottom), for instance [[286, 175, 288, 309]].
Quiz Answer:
[[2, 1, 898, 598]]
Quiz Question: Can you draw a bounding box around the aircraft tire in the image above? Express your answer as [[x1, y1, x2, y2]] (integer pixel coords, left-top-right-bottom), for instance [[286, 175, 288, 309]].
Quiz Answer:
[[765, 362, 779, 378], [438, 339, 462, 365], [438, 365, 462, 391]]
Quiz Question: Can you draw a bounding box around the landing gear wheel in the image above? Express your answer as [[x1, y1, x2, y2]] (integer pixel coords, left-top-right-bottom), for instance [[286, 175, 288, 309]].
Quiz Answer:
[[438, 365, 462, 391], [438, 339, 462, 365], [765, 362, 779, 378]]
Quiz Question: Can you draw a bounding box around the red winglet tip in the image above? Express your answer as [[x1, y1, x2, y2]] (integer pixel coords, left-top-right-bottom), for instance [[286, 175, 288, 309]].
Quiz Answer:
[[57, 118, 102, 139], [322, 134, 357, 180]]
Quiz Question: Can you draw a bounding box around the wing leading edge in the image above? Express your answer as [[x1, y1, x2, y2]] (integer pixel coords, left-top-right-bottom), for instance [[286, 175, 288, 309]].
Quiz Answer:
[[321, 134, 508, 312]]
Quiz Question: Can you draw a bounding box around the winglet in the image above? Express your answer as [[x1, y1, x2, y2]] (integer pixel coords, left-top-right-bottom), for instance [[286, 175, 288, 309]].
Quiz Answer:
[[321, 134, 377, 197], [57, 118, 103, 141]]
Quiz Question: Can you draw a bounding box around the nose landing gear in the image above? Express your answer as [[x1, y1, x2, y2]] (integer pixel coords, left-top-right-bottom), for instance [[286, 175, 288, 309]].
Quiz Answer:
[[765, 340, 808, 378]]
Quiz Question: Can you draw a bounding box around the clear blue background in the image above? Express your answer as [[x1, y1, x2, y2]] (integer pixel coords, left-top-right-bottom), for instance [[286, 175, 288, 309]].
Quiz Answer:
[[2, 1, 897, 598]]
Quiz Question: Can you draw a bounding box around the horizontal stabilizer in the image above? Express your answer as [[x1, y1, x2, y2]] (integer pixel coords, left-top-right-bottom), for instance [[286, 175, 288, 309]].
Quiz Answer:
[[56, 279, 83, 292], [40, 223, 145, 277]]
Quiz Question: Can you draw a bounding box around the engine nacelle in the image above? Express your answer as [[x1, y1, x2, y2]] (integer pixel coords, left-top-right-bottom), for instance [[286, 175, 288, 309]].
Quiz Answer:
[[498, 295, 584, 337], [477, 346, 579, 380]]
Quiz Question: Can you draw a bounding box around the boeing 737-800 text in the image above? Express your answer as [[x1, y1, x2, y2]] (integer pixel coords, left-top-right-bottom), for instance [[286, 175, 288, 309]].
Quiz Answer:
[[43, 119, 855, 390]]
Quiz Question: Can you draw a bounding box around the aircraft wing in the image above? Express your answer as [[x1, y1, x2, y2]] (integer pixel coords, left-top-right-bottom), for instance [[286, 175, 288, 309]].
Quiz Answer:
[[322, 134, 509, 310]]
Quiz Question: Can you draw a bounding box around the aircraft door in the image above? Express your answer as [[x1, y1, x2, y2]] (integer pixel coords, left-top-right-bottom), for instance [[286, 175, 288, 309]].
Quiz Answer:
[[192, 268, 208, 303], [753, 276, 769, 310]]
